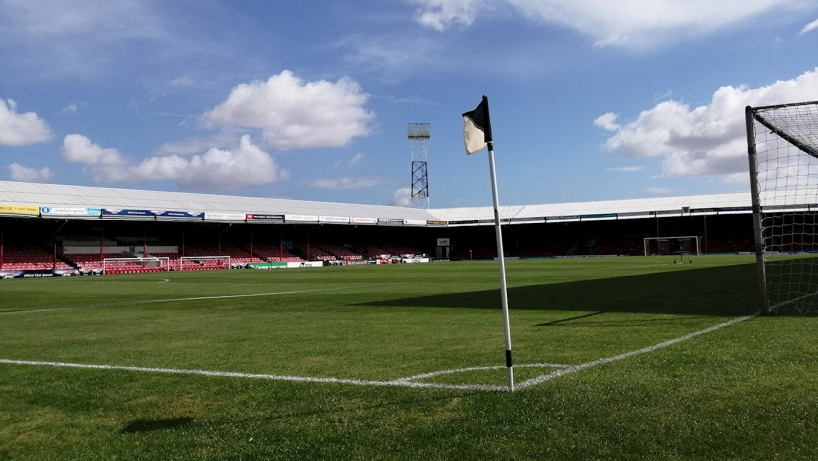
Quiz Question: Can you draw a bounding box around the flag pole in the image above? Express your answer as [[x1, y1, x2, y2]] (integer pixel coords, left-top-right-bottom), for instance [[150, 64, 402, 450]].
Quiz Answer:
[[486, 140, 514, 392], [462, 95, 514, 392]]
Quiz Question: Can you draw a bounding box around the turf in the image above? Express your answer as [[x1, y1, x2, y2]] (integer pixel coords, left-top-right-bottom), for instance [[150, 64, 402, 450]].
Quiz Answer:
[[1, 256, 817, 460]]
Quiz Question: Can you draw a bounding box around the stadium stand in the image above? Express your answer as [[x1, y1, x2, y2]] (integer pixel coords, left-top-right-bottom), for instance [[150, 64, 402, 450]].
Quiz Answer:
[[66, 252, 127, 271], [1, 245, 71, 270], [364, 244, 423, 258], [184, 243, 262, 264], [703, 237, 753, 253], [295, 243, 335, 261], [318, 243, 363, 260], [593, 239, 643, 256], [249, 243, 304, 262], [515, 244, 565, 257]]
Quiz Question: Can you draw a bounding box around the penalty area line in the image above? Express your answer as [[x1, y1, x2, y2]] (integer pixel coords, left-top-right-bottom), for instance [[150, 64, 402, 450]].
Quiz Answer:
[[516, 314, 757, 390], [0, 359, 505, 392]]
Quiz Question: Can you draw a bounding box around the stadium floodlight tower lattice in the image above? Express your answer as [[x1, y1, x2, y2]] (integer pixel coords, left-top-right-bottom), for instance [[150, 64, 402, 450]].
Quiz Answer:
[[408, 123, 430, 209], [746, 99, 818, 314]]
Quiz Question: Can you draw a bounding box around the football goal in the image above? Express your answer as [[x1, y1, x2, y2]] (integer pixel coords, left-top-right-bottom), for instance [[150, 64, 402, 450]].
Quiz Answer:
[[643, 236, 701, 257], [103, 257, 170, 274], [179, 256, 231, 271], [746, 99, 818, 314]]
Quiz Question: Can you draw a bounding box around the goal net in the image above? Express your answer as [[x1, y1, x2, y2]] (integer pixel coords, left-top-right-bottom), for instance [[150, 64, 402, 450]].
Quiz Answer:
[[179, 255, 231, 271], [103, 257, 170, 274], [643, 236, 701, 256], [746, 100, 818, 314]]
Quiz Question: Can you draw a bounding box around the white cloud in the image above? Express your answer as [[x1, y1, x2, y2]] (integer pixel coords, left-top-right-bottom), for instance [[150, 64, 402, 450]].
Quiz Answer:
[[647, 187, 676, 195], [596, 68, 818, 178], [171, 77, 194, 86], [0, 99, 52, 146], [62, 134, 129, 168], [606, 166, 644, 172], [593, 112, 620, 131], [412, 0, 809, 47], [334, 153, 366, 167], [6, 163, 54, 182], [801, 17, 818, 34], [723, 172, 749, 184], [200, 71, 373, 150], [348, 153, 365, 165], [304, 176, 387, 191], [62, 134, 288, 191], [390, 187, 413, 206], [338, 34, 445, 75], [62, 104, 78, 114], [155, 131, 243, 156], [413, 0, 480, 31]]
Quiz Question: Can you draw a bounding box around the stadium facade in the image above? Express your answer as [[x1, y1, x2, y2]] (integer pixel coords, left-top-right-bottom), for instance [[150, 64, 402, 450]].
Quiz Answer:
[[0, 180, 756, 276]]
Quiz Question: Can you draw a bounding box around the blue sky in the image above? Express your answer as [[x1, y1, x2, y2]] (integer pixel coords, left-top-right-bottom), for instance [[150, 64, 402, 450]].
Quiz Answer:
[[1, 0, 817, 208]]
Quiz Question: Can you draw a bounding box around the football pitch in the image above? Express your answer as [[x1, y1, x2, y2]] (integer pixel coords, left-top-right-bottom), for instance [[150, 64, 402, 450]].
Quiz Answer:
[[2, 256, 817, 459]]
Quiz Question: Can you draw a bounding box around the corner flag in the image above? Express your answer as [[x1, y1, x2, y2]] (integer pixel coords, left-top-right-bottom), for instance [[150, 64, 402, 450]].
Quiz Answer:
[[463, 95, 514, 392], [462, 96, 492, 155]]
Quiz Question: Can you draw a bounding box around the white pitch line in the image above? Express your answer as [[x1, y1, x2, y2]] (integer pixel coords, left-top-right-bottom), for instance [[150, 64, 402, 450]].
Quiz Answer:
[[0, 282, 412, 315], [515, 314, 757, 389], [0, 316, 754, 393], [393, 362, 570, 383], [0, 359, 505, 392]]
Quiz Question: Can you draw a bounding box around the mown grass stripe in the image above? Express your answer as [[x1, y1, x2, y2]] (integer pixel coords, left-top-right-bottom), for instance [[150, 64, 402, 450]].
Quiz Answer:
[[516, 314, 757, 389]]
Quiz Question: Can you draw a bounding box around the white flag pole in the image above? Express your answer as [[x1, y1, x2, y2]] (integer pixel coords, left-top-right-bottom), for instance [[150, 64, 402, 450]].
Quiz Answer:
[[486, 140, 514, 392]]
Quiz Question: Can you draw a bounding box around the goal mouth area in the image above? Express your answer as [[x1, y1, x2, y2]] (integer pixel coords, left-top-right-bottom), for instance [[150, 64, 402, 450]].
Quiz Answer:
[[747, 99, 818, 314], [178, 256, 231, 271], [102, 257, 170, 274], [643, 236, 702, 257]]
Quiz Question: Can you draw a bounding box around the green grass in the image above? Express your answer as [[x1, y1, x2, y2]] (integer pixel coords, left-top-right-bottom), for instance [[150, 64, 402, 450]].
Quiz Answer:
[[2, 256, 817, 459]]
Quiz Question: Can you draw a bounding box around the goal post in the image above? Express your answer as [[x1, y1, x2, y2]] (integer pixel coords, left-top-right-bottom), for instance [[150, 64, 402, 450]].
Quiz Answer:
[[643, 236, 701, 256], [746, 100, 818, 314], [103, 257, 170, 274], [179, 255, 231, 271]]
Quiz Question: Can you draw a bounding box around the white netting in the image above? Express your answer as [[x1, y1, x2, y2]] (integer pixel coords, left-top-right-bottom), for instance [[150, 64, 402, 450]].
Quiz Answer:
[[103, 257, 170, 274], [749, 100, 818, 313], [643, 236, 701, 256], [179, 256, 230, 271]]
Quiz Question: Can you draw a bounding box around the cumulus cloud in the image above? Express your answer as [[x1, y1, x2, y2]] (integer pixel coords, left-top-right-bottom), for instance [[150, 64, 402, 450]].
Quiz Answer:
[[6, 163, 54, 182], [801, 17, 818, 35], [62, 134, 288, 191], [390, 187, 413, 206], [304, 176, 387, 191], [0, 99, 52, 146], [201, 70, 373, 150], [596, 68, 818, 178], [412, 0, 808, 47], [62, 134, 129, 168], [593, 112, 620, 131]]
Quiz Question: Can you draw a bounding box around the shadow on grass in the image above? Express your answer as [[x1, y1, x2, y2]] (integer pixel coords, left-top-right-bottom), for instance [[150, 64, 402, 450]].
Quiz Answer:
[[359, 263, 760, 317], [120, 417, 194, 434]]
